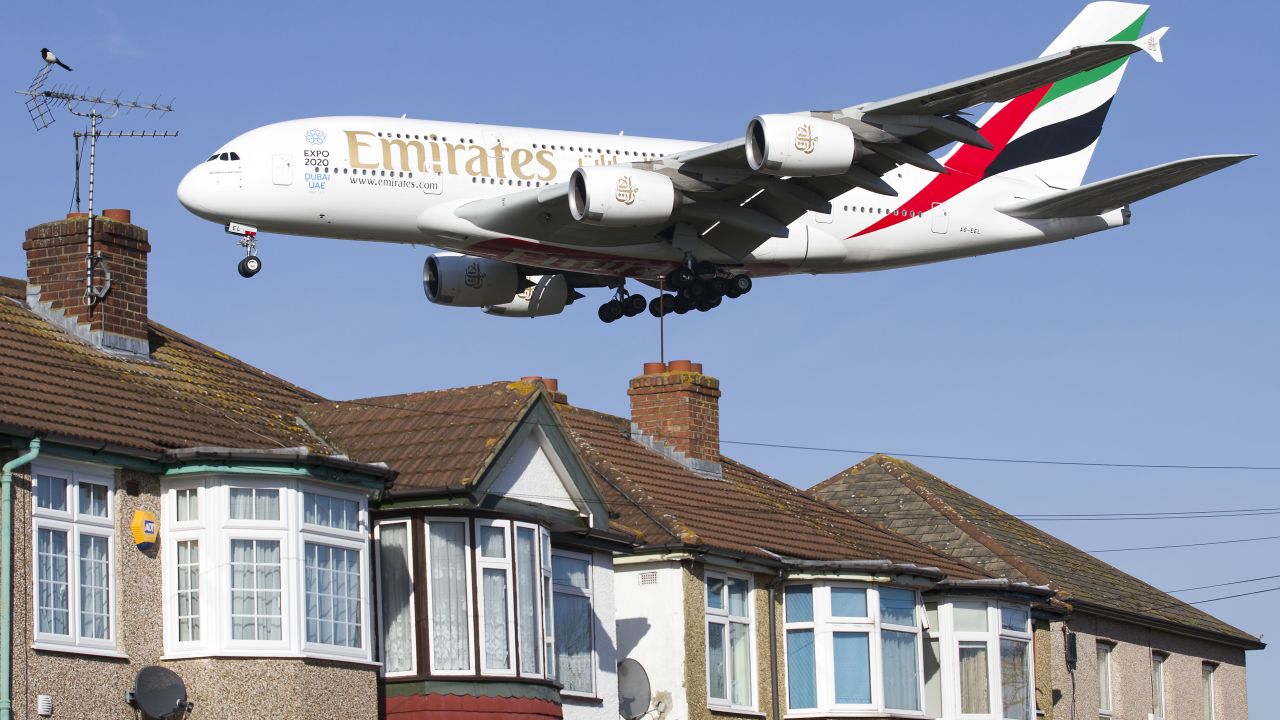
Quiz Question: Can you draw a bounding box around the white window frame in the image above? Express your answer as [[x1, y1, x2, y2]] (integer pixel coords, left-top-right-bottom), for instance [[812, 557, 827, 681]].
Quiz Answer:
[[781, 582, 927, 717], [997, 604, 1033, 720], [30, 460, 119, 656], [424, 517, 475, 676], [931, 599, 1037, 720], [541, 528, 555, 682], [160, 476, 373, 664], [374, 520, 417, 678], [1097, 640, 1114, 716], [514, 522, 547, 679], [705, 570, 756, 712], [475, 519, 517, 676], [552, 548, 596, 697]]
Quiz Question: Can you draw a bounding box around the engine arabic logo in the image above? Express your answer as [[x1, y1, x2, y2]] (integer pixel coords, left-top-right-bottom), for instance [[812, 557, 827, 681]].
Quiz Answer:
[[615, 176, 639, 205], [464, 262, 486, 289], [794, 123, 818, 154], [305, 128, 327, 145]]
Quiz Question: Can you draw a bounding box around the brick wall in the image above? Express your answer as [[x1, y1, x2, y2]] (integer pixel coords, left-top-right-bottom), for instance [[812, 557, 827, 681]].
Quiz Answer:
[[627, 360, 721, 465]]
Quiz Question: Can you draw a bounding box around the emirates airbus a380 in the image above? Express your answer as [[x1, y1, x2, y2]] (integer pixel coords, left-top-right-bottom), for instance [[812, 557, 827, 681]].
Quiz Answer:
[[177, 3, 1249, 322]]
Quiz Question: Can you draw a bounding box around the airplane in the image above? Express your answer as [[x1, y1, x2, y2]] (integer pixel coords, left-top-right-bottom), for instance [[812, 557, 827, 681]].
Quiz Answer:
[[177, 2, 1251, 323]]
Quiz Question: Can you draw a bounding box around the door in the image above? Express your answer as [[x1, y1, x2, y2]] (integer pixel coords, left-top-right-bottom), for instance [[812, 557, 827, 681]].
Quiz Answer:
[[272, 154, 293, 186], [930, 202, 948, 234]]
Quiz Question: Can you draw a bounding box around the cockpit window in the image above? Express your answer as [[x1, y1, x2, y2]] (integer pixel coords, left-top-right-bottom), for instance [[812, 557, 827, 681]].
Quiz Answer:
[[219, 152, 230, 161], [228, 152, 240, 161], [207, 154, 219, 162]]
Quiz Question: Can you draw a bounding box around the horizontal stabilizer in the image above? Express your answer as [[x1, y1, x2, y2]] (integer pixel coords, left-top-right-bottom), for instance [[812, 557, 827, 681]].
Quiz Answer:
[[995, 154, 1254, 219]]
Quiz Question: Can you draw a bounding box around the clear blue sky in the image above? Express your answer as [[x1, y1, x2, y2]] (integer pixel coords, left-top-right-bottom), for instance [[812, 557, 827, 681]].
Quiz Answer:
[[4, 0, 1276, 712]]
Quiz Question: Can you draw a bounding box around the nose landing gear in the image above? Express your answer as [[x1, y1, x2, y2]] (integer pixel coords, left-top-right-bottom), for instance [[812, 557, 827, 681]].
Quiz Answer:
[[226, 222, 261, 278]]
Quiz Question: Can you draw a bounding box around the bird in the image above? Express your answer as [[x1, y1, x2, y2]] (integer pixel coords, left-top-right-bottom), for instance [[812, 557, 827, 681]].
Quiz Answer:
[[40, 48, 72, 72]]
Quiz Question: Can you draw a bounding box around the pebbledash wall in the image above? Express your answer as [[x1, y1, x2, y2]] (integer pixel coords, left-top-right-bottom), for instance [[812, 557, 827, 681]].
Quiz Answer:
[[1039, 611, 1247, 720], [5, 460, 378, 720]]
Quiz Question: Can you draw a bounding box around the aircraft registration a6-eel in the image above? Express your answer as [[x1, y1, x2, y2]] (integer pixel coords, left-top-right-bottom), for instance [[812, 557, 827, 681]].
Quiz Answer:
[[178, 2, 1250, 322]]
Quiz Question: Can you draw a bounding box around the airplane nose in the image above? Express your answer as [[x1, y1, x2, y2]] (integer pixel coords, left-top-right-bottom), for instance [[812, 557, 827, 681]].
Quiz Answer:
[[176, 167, 206, 215]]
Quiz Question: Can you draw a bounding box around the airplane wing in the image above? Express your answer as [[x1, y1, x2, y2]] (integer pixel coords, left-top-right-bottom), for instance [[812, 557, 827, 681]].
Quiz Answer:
[[452, 39, 1152, 268], [995, 154, 1254, 219]]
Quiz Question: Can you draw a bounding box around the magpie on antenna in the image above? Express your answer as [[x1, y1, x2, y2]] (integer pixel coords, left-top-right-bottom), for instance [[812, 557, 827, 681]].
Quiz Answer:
[[41, 48, 73, 72]]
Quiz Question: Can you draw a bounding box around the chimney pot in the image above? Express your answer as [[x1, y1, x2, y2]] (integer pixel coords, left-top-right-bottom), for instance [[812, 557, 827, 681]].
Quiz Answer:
[[520, 375, 543, 384], [542, 378, 559, 392], [668, 359, 694, 373], [66, 212, 88, 219], [690, 362, 703, 374], [642, 362, 667, 375], [102, 209, 132, 223]]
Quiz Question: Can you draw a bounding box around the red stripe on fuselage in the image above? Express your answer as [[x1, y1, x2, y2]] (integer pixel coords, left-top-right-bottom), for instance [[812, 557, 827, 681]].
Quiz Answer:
[[850, 84, 1052, 239]]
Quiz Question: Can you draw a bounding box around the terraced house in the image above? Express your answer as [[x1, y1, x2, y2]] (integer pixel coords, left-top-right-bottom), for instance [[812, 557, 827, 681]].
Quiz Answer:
[[0, 212, 1261, 719]]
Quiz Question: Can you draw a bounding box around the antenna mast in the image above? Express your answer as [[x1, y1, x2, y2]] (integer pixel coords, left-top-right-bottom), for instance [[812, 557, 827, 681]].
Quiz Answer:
[[15, 51, 178, 306]]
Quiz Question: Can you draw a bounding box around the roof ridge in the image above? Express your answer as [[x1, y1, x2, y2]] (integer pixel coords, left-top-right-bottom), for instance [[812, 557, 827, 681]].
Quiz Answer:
[[327, 380, 517, 407]]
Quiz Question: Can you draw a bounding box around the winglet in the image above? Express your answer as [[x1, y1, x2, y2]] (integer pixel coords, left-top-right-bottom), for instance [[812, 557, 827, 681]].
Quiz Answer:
[[1137, 26, 1169, 63]]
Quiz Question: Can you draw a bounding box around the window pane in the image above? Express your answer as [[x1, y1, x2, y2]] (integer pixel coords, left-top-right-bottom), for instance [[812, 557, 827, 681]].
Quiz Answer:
[[730, 621, 751, 706], [482, 568, 510, 669], [305, 492, 359, 531], [305, 543, 362, 648], [378, 524, 413, 673], [883, 629, 920, 710], [707, 622, 726, 700], [831, 587, 867, 618], [786, 629, 816, 709], [925, 601, 939, 632], [479, 526, 506, 558], [78, 482, 108, 518], [35, 475, 67, 511], [959, 642, 990, 714], [1001, 606, 1030, 633], [832, 631, 871, 705], [554, 591, 593, 693], [515, 527, 540, 674], [784, 585, 813, 623], [230, 539, 282, 641], [230, 488, 279, 521], [880, 587, 916, 626], [36, 528, 69, 635], [924, 638, 943, 717], [954, 601, 989, 632], [1203, 664, 1215, 720], [553, 555, 589, 589], [429, 522, 470, 670], [176, 488, 199, 522], [1097, 644, 1112, 713], [1152, 655, 1165, 717], [1000, 638, 1030, 720], [727, 578, 749, 618], [706, 575, 725, 610], [177, 540, 200, 642]]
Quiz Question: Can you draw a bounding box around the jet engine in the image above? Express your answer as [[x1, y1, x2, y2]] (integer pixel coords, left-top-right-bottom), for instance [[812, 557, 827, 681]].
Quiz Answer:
[[423, 253, 522, 307], [745, 114, 860, 176], [569, 166, 679, 227], [483, 275, 573, 318]]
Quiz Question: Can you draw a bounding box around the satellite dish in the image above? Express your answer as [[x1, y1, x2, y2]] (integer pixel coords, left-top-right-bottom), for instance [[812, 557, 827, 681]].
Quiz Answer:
[[618, 658, 652, 720], [133, 666, 188, 720]]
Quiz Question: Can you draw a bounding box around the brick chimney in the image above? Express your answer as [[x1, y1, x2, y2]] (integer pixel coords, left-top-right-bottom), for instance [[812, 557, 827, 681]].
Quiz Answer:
[[628, 360, 722, 477], [23, 210, 151, 356]]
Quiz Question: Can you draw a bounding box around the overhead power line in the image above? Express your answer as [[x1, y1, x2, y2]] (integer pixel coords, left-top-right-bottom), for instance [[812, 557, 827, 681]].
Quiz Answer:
[[1166, 573, 1280, 594], [1088, 534, 1280, 553]]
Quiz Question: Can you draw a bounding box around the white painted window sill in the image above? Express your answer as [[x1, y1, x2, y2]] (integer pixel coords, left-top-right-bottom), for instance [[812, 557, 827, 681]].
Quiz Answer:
[[32, 642, 127, 659], [160, 649, 380, 666]]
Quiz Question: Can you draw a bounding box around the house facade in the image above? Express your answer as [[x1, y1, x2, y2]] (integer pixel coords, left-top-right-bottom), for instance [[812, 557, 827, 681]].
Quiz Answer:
[[810, 455, 1263, 720]]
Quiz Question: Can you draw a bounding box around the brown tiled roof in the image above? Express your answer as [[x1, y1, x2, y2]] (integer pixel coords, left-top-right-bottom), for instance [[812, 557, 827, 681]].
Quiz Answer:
[[810, 454, 1263, 648], [558, 405, 985, 578], [0, 277, 322, 453], [300, 382, 537, 496]]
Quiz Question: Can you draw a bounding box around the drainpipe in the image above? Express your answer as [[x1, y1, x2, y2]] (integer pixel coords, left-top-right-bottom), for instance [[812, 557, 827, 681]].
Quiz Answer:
[[2, 438, 41, 720]]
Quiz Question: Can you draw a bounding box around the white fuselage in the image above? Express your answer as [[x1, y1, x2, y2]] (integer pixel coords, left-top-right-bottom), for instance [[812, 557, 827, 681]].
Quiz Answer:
[[177, 117, 1126, 280]]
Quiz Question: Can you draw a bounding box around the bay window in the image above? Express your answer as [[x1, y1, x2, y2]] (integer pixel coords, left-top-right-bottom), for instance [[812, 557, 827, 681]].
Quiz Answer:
[[553, 550, 595, 695], [162, 478, 372, 662], [705, 572, 753, 710], [476, 520, 515, 674], [32, 462, 117, 654], [783, 582, 924, 715], [927, 598, 1036, 720]]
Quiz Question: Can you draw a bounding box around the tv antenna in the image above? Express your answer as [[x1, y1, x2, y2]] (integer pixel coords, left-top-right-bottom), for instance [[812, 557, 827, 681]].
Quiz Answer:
[[15, 49, 178, 305]]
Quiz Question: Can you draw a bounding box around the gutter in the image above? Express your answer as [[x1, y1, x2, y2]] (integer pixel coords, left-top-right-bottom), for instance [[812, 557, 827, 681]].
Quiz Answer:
[[2, 438, 41, 720], [932, 578, 1057, 598]]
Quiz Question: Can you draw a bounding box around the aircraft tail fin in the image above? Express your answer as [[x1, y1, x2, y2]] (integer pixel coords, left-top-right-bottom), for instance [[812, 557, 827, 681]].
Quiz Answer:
[[944, 2, 1155, 190], [995, 154, 1253, 219]]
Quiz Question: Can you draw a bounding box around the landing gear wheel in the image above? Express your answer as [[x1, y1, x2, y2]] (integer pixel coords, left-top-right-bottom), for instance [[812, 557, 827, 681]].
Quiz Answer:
[[679, 282, 706, 300], [666, 267, 695, 290], [696, 296, 717, 312], [730, 275, 752, 294], [725, 287, 742, 300], [624, 294, 647, 317], [673, 294, 693, 314], [709, 277, 729, 297], [598, 300, 625, 323], [237, 255, 262, 278], [649, 295, 675, 317]]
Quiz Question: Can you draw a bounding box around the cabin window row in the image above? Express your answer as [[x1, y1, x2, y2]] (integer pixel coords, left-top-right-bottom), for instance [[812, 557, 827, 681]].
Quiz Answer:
[[377, 518, 598, 695]]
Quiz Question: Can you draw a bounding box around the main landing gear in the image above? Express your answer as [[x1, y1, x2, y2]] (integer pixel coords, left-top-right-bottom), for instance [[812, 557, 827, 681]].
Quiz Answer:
[[648, 262, 752, 318], [226, 223, 262, 278], [597, 287, 648, 323]]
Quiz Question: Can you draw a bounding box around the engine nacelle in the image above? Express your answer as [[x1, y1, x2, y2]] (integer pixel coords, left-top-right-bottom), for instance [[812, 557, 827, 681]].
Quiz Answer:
[[423, 253, 522, 307], [745, 114, 859, 176], [483, 275, 571, 318], [569, 166, 678, 227]]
